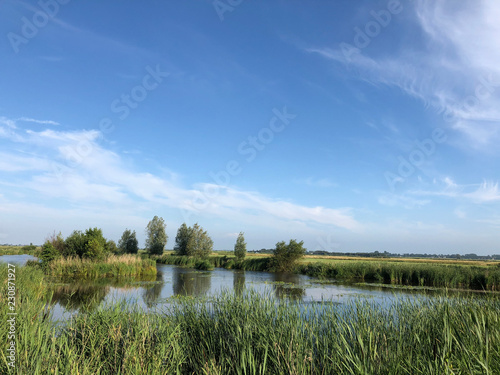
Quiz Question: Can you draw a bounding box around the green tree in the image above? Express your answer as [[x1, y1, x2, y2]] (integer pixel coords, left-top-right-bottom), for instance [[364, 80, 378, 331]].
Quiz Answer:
[[118, 229, 139, 254], [174, 223, 192, 256], [40, 241, 60, 265], [46, 231, 65, 256], [174, 223, 213, 258], [82, 228, 108, 260], [64, 230, 86, 257], [189, 223, 213, 258], [272, 239, 306, 272], [145, 216, 168, 255], [106, 240, 119, 255], [234, 232, 246, 260]]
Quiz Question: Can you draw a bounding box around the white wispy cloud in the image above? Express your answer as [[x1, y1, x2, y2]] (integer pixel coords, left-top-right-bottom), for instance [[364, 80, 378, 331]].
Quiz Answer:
[[0, 120, 361, 235], [306, 0, 500, 150], [411, 178, 500, 204], [16, 117, 60, 126]]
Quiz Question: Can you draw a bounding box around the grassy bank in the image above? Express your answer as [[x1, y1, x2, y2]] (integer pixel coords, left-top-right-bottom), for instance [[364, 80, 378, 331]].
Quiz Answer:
[[1, 264, 500, 374], [44, 254, 157, 278], [155, 253, 500, 290], [0, 245, 40, 256], [297, 260, 500, 291]]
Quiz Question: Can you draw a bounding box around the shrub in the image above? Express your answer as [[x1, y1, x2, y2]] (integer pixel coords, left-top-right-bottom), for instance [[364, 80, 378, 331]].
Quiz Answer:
[[195, 259, 214, 271], [39, 242, 60, 265], [272, 239, 306, 272]]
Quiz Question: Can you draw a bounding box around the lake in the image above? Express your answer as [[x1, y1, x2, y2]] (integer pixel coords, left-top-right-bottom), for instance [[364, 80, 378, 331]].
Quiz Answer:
[[0, 254, 472, 322]]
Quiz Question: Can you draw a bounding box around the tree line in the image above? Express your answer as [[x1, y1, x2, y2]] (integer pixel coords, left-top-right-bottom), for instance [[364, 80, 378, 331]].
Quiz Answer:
[[39, 215, 307, 271]]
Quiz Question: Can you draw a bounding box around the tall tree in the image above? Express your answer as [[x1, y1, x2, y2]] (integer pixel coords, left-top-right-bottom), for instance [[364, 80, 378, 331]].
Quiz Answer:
[[174, 223, 213, 258], [234, 232, 246, 260], [145, 216, 168, 255], [118, 229, 139, 254], [174, 223, 192, 256]]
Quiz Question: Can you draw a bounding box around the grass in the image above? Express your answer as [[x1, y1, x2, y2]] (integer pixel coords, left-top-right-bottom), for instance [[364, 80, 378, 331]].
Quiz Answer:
[[0, 245, 40, 256], [1, 263, 500, 374], [44, 254, 157, 278]]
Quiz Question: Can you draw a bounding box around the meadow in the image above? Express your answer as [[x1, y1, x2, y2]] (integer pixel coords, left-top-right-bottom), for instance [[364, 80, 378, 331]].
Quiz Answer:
[[1, 263, 499, 374]]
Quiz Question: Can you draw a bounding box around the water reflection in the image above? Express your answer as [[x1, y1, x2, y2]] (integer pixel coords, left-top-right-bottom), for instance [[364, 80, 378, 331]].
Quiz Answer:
[[233, 270, 245, 296], [51, 283, 109, 312], [272, 272, 306, 300], [172, 267, 211, 297], [142, 272, 165, 307], [50, 274, 157, 311]]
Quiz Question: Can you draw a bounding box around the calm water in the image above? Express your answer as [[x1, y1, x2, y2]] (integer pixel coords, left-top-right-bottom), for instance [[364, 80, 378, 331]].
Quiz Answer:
[[46, 264, 438, 321], [0, 255, 467, 322], [0, 254, 38, 265]]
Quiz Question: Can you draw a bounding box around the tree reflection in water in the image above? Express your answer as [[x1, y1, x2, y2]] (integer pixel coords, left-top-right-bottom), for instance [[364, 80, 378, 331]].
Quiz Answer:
[[233, 270, 246, 296], [51, 274, 158, 311], [272, 272, 305, 300], [172, 267, 211, 297], [51, 283, 109, 312], [142, 272, 165, 308]]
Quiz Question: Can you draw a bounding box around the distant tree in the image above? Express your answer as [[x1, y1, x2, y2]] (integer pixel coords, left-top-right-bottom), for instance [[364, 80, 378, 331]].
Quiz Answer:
[[145, 216, 168, 255], [272, 239, 306, 272], [118, 229, 139, 254], [174, 223, 213, 258], [234, 232, 246, 260]]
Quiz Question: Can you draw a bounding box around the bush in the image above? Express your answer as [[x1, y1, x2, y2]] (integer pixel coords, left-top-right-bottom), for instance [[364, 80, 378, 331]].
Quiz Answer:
[[195, 259, 214, 271], [39, 242, 60, 265], [272, 239, 306, 272]]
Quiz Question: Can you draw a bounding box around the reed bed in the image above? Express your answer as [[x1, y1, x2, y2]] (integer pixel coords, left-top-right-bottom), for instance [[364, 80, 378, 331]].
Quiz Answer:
[[298, 261, 500, 291], [1, 264, 500, 374], [45, 254, 157, 278]]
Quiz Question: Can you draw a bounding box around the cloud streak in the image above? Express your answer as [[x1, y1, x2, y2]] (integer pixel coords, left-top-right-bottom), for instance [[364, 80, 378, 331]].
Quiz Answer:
[[306, 0, 500, 150], [0, 120, 361, 238]]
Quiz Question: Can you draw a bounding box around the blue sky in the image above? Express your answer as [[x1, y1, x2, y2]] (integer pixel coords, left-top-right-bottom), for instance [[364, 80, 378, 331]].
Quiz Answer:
[[1, 0, 499, 254]]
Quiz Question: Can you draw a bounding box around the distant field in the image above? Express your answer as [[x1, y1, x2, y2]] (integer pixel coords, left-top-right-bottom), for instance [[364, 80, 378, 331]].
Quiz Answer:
[[219, 251, 499, 267], [0, 244, 40, 256]]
